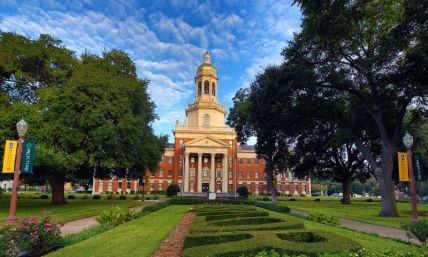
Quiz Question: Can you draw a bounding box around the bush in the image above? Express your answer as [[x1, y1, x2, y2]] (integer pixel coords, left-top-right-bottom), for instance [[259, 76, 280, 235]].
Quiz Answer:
[[255, 202, 290, 213], [300, 194, 306, 197], [0, 215, 61, 257], [67, 195, 75, 200], [40, 195, 49, 199], [166, 184, 181, 197], [402, 220, 428, 243], [315, 198, 321, 201], [132, 194, 140, 200], [92, 195, 101, 200], [170, 197, 203, 205], [250, 249, 422, 257], [96, 206, 135, 226], [237, 186, 249, 198], [138, 201, 170, 216], [262, 196, 270, 201], [308, 213, 340, 227], [119, 195, 127, 200], [289, 198, 296, 201], [366, 198, 373, 202]]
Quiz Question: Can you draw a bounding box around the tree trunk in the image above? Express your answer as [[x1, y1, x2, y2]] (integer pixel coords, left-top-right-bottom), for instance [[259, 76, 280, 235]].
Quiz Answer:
[[266, 161, 277, 203], [48, 174, 66, 205], [377, 169, 398, 216], [341, 175, 352, 204]]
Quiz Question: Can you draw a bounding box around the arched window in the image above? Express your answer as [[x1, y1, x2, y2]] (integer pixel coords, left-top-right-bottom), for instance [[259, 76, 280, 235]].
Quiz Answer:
[[204, 80, 209, 94], [212, 82, 216, 96], [198, 82, 202, 96], [203, 114, 210, 127]]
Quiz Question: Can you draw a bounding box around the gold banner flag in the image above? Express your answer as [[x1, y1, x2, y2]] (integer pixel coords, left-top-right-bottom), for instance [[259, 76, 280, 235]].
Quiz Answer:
[[397, 152, 409, 182], [2, 140, 18, 173]]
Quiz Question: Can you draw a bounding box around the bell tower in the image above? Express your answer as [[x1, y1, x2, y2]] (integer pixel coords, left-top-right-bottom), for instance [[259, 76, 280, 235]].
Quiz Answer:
[[195, 51, 218, 103]]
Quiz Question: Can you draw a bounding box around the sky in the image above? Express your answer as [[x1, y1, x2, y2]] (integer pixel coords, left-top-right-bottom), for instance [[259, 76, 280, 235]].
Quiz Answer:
[[0, 0, 302, 144]]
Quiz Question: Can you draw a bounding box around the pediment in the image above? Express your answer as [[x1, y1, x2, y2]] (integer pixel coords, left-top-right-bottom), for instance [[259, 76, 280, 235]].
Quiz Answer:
[[185, 136, 229, 148]]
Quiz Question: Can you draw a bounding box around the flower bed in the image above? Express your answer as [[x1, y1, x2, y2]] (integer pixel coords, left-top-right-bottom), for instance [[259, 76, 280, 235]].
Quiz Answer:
[[0, 215, 61, 257]]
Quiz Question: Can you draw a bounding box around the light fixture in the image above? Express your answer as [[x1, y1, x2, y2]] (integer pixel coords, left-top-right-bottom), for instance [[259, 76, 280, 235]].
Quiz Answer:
[[403, 132, 414, 149], [16, 118, 28, 136]]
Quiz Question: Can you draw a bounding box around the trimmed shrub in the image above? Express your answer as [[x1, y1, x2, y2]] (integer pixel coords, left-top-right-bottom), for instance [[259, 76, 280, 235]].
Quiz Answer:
[[255, 202, 290, 213], [170, 197, 203, 205], [277, 231, 326, 243], [92, 195, 101, 200], [166, 184, 181, 197], [138, 201, 170, 216], [262, 196, 270, 201], [40, 194, 49, 199], [402, 220, 428, 243], [67, 195, 75, 199], [366, 198, 373, 202], [96, 206, 135, 226], [119, 195, 127, 200], [315, 198, 321, 202], [289, 198, 296, 201], [308, 213, 340, 227], [184, 234, 253, 249], [237, 186, 249, 198]]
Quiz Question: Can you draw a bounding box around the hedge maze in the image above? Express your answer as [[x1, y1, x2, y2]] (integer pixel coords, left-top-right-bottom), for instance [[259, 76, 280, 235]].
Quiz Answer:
[[182, 205, 361, 257]]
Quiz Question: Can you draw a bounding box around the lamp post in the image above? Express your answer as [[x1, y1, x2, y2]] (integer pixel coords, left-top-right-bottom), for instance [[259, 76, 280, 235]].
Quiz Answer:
[[6, 118, 28, 225], [403, 132, 419, 224]]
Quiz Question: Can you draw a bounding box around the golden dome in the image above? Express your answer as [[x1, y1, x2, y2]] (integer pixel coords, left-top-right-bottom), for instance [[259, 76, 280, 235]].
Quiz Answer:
[[196, 51, 217, 76]]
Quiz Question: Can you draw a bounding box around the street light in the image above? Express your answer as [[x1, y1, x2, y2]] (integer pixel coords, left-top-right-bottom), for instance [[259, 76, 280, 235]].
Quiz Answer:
[[6, 118, 28, 224], [403, 131, 419, 224]]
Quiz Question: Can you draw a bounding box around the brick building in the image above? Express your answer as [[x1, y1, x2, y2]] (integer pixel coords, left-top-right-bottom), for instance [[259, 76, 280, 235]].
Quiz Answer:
[[93, 52, 310, 195]]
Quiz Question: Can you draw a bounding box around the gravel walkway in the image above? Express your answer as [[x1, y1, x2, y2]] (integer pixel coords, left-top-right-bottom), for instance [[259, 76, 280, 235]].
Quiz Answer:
[[290, 209, 419, 244], [151, 212, 196, 257], [60, 205, 145, 235]]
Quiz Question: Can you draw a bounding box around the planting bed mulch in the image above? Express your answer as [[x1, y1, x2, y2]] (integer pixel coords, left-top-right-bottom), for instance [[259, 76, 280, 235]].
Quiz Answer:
[[152, 211, 196, 257]]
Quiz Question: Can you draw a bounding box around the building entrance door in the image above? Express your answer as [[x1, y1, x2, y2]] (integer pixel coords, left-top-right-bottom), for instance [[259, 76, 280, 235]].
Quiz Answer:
[[202, 183, 209, 192]]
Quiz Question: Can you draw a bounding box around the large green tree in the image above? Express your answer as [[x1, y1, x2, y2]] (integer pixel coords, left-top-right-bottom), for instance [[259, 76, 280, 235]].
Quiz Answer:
[[284, 0, 428, 216]]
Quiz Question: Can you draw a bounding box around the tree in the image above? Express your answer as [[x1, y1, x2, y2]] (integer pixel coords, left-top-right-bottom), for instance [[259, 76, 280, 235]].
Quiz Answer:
[[237, 186, 249, 199], [284, 0, 428, 216], [35, 50, 166, 204], [228, 66, 293, 203], [291, 121, 371, 204]]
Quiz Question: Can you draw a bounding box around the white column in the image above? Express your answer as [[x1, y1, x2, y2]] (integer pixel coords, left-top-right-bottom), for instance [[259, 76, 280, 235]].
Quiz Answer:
[[184, 153, 190, 192], [210, 153, 215, 192], [222, 153, 228, 192], [197, 153, 202, 192]]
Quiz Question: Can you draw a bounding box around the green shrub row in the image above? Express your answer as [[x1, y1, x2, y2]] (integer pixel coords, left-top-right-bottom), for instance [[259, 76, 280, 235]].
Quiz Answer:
[[169, 197, 203, 205], [211, 217, 284, 226], [402, 220, 428, 243], [248, 249, 425, 257], [255, 202, 291, 213], [307, 213, 340, 227], [184, 234, 253, 249], [139, 201, 170, 215], [205, 211, 269, 221], [95, 206, 136, 226]]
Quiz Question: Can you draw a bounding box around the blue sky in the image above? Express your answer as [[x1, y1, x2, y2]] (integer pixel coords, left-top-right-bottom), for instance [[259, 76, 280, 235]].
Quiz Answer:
[[0, 0, 301, 143]]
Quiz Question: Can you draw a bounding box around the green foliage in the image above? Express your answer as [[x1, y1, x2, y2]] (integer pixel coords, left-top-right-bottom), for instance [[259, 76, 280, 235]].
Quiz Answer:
[[183, 205, 360, 257], [92, 195, 101, 200], [255, 202, 291, 214], [169, 197, 203, 205], [95, 206, 135, 226], [166, 184, 181, 197], [237, 186, 249, 198], [0, 215, 61, 257], [249, 249, 425, 257], [402, 220, 428, 243], [40, 195, 48, 199], [308, 213, 340, 227], [67, 195, 75, 200], [119, 195, 127, 200], [139, 201, 170, 216]]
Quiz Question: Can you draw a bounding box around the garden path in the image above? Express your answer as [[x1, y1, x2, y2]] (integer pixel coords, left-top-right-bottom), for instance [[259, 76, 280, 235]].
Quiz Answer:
[[151, 212, 195, 257], [60, 204, 145, 235], [290, 209, 419, 244]]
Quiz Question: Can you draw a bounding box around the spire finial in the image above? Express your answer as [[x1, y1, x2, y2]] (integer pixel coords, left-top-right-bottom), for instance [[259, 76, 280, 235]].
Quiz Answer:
[[204, 51, 210, 63]]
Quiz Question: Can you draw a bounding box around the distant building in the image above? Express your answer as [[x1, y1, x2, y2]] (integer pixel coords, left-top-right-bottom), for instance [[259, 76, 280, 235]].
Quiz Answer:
[[93, 52, 310, 195]]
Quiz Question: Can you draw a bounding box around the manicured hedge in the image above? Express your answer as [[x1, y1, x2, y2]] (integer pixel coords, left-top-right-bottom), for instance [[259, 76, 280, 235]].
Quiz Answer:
[[255, 201, 291, 213], [169, 197, 203, 205], [183, 205, 361, 257]]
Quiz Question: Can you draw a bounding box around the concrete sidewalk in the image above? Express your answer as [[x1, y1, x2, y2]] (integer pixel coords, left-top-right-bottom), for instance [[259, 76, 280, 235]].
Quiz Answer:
[[290, 209, 419, 244], [60, 205, 145, 235]]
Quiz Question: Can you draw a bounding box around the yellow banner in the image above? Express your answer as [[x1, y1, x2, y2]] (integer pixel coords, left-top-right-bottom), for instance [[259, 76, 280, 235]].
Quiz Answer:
[[2, 140, 18, 173], [398, 152, 409, 182]]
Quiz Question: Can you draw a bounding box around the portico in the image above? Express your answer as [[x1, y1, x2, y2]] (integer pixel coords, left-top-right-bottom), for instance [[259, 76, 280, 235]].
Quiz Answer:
[[183, 136, 229, 193]]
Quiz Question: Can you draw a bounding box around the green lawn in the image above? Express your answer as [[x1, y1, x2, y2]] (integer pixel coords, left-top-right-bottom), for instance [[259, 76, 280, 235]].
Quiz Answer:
[[46, 205, 192, 257], [263, 208, 425, 255], [0, 198, 145, 223], [274, 199, 428, 228]]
